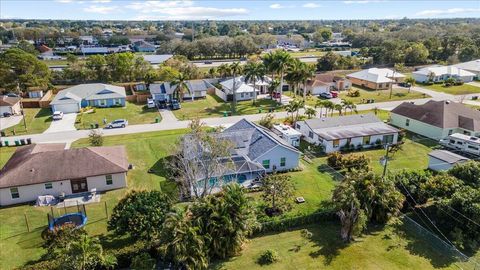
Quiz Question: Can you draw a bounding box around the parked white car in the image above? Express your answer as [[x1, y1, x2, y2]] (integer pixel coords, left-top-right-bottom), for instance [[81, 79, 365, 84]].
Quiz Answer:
[[147, 98, 155, 109], [52, 111, 64, 121], [107, 119, 128, 129]]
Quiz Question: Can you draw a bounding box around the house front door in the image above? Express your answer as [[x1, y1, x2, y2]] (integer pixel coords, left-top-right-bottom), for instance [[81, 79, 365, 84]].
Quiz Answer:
[[71, 178, 88, 193]]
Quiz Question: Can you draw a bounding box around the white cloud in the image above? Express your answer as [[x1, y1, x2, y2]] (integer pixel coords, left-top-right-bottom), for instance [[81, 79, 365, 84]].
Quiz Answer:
[[91, 0, 111, 3], [343, 0, 386, 4], [83, 5, 119, 14], [416, 8, 480, 16], [302, 3, 322, 8], [55, 0, 75, 3], [269, 3, 295, 9], [125, 1, 247, 19]]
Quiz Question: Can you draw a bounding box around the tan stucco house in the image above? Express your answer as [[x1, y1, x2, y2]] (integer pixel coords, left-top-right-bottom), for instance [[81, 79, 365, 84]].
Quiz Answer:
[[346, 68, 405, 90], [0, 95, 21, 116]]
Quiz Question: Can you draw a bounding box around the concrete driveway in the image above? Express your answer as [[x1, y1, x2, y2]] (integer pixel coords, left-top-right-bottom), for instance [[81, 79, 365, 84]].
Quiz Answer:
[[0, 115, 22, 131], [44, 113, 77, 133]]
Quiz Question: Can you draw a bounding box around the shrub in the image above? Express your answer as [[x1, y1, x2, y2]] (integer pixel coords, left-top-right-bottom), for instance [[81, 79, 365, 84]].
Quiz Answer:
[[346, 88, 360, 97], [258, 113, 275, 129], [15, 259, 60, 270], [88, 129, 103, 146], [130, 252, 156, 270], [327, 151, 343, 169], [42, 224, 88, 259], [258, 249, 279, 265], [109, 241, 150, 268]]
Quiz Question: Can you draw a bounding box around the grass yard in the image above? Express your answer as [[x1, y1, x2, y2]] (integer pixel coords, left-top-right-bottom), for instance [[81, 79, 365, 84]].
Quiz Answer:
[[75, 101, 160, 129], [340, 86, 428, 104], [212, 222, 461, 270], [419, 83, 480, 95], [173, 94, 283, 120], [0, 108, 52, 136]]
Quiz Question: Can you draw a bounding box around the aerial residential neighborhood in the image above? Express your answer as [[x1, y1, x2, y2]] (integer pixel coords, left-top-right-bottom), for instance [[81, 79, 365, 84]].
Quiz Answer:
[[0, 1, 480, 270]]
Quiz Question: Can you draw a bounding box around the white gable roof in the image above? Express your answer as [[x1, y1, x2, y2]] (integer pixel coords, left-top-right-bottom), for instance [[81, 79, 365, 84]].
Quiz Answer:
[[347, 68, 405, 83], [453, 59, 480, 73], [414, 66, 475, 77]]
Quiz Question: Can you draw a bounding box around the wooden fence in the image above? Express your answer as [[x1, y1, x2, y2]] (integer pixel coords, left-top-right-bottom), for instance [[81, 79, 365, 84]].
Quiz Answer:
[[21, 90, 53, 109]]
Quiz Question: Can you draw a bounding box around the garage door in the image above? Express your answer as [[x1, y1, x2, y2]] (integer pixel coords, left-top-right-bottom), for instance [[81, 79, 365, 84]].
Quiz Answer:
[[53, 103, 80, 114]]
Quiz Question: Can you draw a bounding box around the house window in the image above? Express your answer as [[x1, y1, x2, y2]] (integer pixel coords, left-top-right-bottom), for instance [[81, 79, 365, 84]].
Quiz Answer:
[[105, 175, 113, 185], [308, 131, 314, 138], [383, 134, 394, 144], [99, 99, 107, 106], [45, 183, 53, 190], [363, 136, 371, 145], [405, 119, 410, 127], [280, 157, 286, 167], [114, 99, 122, 105], [10, 188, 19, 199], [262, 160, 270, 169], [241, 93, 244, 98], [333, 139, 340, 147]]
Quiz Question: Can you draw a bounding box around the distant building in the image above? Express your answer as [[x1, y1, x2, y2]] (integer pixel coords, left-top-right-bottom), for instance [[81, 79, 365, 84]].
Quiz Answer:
[[132, 40, 156, 53], [347, 68, 405, 90], [412, 65, 475, 83], [307, 74, 351, 95], [428, 150, 470, 172], [141, 54, 173, 65], [391, 100, 480, 140], [79, 35, 95, 45], [296, 114, 399, 153]]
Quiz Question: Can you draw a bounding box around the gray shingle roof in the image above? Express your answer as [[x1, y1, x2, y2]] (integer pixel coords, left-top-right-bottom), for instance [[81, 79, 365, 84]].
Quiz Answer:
[[51, 84, 126, 105], [302, 114, 399, 140], [391, 100, 480, 131], [150, 80, 211, 95]]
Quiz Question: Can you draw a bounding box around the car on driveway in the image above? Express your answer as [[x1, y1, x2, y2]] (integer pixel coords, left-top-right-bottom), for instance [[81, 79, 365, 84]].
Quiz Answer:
[[170, 99, 181, 110], [2, 112, 12, 117], [147, 98, 156, 108], [319, 92, 333, 99], [330, 91, 339, 98], [157, 100, 167, 109], [107, 119, 128, 129], [52, 111, 64, 120]]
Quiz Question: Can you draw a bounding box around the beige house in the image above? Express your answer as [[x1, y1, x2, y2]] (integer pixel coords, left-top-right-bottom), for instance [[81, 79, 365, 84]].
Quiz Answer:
[[347, 68, 405, 90], [390, 100, 480, 140], [0, 95, 21, 116], [306, 74, 351, 95], [0, 144, 129, 206]]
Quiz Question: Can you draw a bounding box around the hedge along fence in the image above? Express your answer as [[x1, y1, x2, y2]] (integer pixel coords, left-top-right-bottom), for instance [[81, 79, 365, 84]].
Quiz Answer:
[[253, 210, 336, 236]]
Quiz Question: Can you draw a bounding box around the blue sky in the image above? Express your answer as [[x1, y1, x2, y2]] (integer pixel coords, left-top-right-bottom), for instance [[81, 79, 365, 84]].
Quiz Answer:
[[1, 1, 479, 20]]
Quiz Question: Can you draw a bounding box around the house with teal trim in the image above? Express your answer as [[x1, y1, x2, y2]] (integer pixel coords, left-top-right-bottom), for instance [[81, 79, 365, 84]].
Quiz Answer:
[[50, 84, 126, 113]]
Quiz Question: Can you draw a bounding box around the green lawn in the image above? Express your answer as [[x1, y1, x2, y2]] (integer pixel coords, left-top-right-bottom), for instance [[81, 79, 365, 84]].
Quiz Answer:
[[340, 86, 428, 104], [213, 222, 461, 270], [419, 83, 480, 95], [173, 94, 283, 120], [0, 108, 52, 136], [75, 101, 160, 129]]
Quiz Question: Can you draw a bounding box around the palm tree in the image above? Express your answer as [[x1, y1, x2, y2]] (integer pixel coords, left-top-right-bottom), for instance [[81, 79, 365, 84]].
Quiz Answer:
[[273, 50, 293, 104], [60, 234, 111, 270], [305, 107, 317, 119], [262, 51, 277, 79], [334, 104, 343, 116], [285, 99, 304, 124], [285, 59, 303, 97], [229, 62, 242, 113], [244, 61, 266, 105], [404, 76, 416, 93], [171, 73, 191, 102], [267, 79, 280, 97], [341, 99, 357, 115], [217, 64, 231, 78], [323, 100, 335, 117], [208, 67, 218, 78], [315, 99, 326, 118], [300, 63, 316, 100]]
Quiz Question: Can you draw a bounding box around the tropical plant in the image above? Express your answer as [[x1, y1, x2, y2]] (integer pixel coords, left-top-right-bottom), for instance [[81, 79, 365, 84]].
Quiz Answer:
[[108, 190, 173, 241], [285, 58, 303, 97], [43, 224, 88, 260], [258, 249, 280, 265], [404, 76, 416, 93], [171, 72, 191, 101], [258, 113, 275, 129], [263, 50, 293, 103], [304, 107, 317, 119], [261, 174, 295, 215], [230, 61, 242, 112], [448, 161, 480, 188], [300, 63, 316, 100], [59, 234, 115, 270], [130, 252, 156, 270], [244, 61, 266, 104], [88, 129, 103, 146], [284, 98, 305, 124], [334, 104, 343, 116], [341, 99, 357, 114], [217, 64, 231, 78]]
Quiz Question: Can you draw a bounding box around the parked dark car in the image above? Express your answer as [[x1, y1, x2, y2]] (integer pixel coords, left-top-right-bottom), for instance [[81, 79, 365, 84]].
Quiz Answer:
[[204, 61, 213, 64], [2, 112, 12, 117], [170, 99, 181, 110], [157, 100, 167, 109], [399, 82, 412, 88]]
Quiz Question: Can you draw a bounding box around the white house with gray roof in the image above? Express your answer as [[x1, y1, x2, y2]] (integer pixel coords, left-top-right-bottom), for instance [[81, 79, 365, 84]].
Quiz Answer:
[[182, 119, 301, 194], [453, 59, 480, 78], [217, 76, 271, 102], [150, 80, 214, 102], [295, 114, 400, 153], [50, 84, 126, 113], [412, 65, 475, 83]]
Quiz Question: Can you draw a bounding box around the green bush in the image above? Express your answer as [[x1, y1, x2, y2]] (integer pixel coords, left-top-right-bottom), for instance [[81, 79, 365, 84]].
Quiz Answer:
[[258, 249, 279, 265], [254, 211, 335, 235], [346, 88, 360, 97], [109, 241, 151, 268], [15, 259, 60, 270], [130, 252, 156, 270]]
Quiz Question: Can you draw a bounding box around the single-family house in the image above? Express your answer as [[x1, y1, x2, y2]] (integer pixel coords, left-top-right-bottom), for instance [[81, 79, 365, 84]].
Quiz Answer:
[[182, 119, 301, 194], [50, 83, 126, 113], [132, 40, 156, 53], [346, 68, 405, 90], [0, 95, 21, 116], [80, 46, 108, 55], [412, 65, 475, 83], [307, 74, 351, 95], [428, 150, 470, 172], [217, 76, 271, 102], [295, 114, 400, 153], [0, 144, 129, 206], [79, 35, 95, 45], [453, 59, 480, 78], [150, 80, 213, 102], [390, 100, 480, 140]]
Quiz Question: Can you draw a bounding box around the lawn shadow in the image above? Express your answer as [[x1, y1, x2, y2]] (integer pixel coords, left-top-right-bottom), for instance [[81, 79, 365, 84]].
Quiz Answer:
[[306, 221, 348, 265], [390, 219, 460, 268], [149, 156, 179, 199], [317, 164, 345, 182], [35, 108, 53, 123]]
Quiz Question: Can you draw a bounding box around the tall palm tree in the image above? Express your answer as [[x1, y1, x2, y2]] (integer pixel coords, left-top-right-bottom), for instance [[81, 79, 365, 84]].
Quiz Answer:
[[267, 79, 280, 97], [323, 100, 335, 117], [315, 100, 326, 118], [404, 76, 416, 93], [305, 107, 317, 119], [171, 73, 191, 102], [61, 234, 108, 270], [285, 58, 303, 97], [341, 99, 357, 115], [272, 50, 293, 103], [217, 64, 231, 78], [300, 64, 316, 100], [262, 51, 277, 79], [229, 62, 242, 112], [244, 61, 266, 105], [334, 104, 343, 116]]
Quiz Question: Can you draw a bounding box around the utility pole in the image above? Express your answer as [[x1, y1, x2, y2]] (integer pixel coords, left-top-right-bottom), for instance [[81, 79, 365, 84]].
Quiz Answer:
[[17, 83, 27, 131], [389, 69, 396, 99], [381, 143, 390, 179]]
